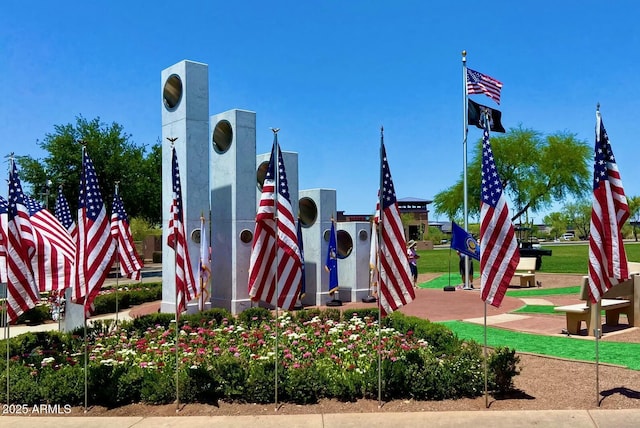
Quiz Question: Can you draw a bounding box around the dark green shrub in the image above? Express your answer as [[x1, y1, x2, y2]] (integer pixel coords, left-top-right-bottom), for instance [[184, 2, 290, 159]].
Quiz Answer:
[[244, 360, 282, 404], [1, 363, 41, 404], [211, 355, 249, 402], [129, 312, 176, 333], [488, 346, 520, 394], [140, 368, 176, 404], [181, 307, 234, 327], [117, 365, 144, 405], [385, 313, 460, 356], [237, 307, 273, 328], [284, 364, 325, 404], [446, 342, 484, 397], [88, 364, 129, 407], [342, 308, 379, 322], [40, 365, 84, 405], [16, 305, 51, 325], [292, 307, 323, 323], [181, 366, 218, 403]]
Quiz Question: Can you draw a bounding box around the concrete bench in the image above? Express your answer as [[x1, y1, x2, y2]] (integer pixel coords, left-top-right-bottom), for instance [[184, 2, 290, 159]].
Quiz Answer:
[[512, 257, 537, 288], [553, 299, 631, 335], [553, 269, 640, 336]]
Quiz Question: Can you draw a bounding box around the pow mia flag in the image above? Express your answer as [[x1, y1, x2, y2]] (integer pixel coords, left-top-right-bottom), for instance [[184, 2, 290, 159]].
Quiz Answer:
[[468, 99, 505, 133]]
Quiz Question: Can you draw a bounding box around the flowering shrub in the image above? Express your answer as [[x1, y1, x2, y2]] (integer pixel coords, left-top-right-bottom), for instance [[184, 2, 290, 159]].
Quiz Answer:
[[0, 309, 519, 406]]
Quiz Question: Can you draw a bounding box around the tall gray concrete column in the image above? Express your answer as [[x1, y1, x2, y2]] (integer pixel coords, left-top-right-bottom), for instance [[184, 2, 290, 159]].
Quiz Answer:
[[161, 60, 210, 314], [209, 109, 256, 314]]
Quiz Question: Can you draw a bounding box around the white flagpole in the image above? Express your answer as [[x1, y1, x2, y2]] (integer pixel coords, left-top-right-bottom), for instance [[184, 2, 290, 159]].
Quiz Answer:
[[462, 50, 472, 291], [272, 128, 281, 411], [114, 181, 120, 327], [377, 126, 384, 407]]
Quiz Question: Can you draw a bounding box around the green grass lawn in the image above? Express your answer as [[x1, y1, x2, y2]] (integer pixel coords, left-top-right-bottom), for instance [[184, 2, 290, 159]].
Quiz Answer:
[[417, 242, 640, 274]]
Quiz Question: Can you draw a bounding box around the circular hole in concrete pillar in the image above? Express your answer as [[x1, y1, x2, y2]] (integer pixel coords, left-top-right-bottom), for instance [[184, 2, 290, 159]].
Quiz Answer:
[[191, 228, 201, 244], [213, 120, 233, 154], [358, 229, 368, 241], [240, 229, 253, 243], [336, 230, 353, 259], [256, 161, 269, 191], [163, 74, 183, 110], [298, 197, 318, 228], [323, 229, 331, 241]]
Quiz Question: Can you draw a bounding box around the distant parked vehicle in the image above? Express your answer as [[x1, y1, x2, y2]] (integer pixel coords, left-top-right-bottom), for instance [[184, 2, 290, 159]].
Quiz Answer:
[[561, 233, 574, 241]]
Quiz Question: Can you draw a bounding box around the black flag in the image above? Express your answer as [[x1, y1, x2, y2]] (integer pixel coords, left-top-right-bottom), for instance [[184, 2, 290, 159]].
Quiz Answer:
[[468, 99, 505, 133]]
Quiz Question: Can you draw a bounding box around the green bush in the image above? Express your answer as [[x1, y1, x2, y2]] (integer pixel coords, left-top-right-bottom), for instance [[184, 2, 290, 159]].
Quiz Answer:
[[181, 307, 234, 327], [127, 312, 176, 333], [0, 363, 41, 404], [210, 355, 249, 402], [237, 307, 273, 327], [284, 364, 325, 404], [244, 360, 282, 404], [16, 305, 51, 325], [40, 365, 84, 405], [342, 307, 379, 322], [488, 346, 521, 394], [140, 368, 177, 404]]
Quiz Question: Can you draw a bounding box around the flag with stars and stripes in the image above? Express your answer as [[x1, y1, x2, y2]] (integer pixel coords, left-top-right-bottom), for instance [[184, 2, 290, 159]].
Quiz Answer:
[[24, 195, 75, 292], [167, 146, 197, 315], [588, 110, 629, 303], [467, 68, 503, 105], [480, 123, 519, 307], [72, 147, 116, 314], [248, 135, 303, 310], [6, 160, 40, 322], [378, 133, 415, 316], [55, 186, 77, 237], [111, 190, 143, 281]]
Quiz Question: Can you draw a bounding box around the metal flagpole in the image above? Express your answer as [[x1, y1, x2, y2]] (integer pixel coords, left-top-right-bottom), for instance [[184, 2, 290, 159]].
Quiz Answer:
[[114, 181, 120, 327], [595, 324, 601, 406], [199, 214, 205, 312], [272, 128, 281, 411], [377, 126, 384, 407], [462, 50, 472, 291]]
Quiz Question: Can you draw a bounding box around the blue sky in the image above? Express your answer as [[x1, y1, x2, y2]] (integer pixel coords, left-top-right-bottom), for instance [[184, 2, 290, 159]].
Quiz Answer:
[[2, 1, 639, 224]]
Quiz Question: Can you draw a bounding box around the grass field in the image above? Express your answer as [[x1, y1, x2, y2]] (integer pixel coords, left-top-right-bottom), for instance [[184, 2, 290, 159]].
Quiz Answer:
[[417, 242, 640, 275]]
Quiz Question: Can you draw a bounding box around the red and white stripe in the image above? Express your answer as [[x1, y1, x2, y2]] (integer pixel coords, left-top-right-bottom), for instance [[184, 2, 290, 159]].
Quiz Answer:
[[111, 193, 143, 281], [248, 138, 302, 311], [588, 111, 629, 303], [480, 124, 520, 307], [6, 162, 40, 322], [378, 139, 415, 316]]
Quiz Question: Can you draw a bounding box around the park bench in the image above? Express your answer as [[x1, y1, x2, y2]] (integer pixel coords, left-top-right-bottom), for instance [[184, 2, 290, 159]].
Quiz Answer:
[[553, 268, 640, 336], [512, 257, 537, 288]]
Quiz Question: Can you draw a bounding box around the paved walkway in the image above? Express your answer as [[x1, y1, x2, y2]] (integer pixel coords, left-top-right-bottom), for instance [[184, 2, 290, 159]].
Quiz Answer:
[[3, 409, 640, 427]]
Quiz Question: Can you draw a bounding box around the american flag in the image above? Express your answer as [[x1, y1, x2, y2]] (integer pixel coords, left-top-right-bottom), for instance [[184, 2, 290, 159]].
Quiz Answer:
[[588, 110, 629, 303], [72, 148, 116, 314], [0, 196, 7, 284], [296, 219, 306, 299], [6, 160, 39, 322], [325, 219, 339, 295], [480, 123, 520, 307], [467, 68, 503, 105], [167, 147, 197, 315], [24, 195, 75, 292], [111, 190, 143, 281], [55, 186, 77, 237], [378, 136, 415, 316], [248, 135, 303, 310]]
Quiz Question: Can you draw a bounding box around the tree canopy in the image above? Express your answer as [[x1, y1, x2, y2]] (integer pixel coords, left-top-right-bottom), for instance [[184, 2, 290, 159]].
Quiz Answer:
[[432, 126, 592, 224], [17, 116, 161, 223]]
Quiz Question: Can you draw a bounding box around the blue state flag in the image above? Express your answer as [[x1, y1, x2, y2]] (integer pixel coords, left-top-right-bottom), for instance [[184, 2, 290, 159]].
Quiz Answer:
[[451, 221, 480, 261], [325, 220, 339, 294]]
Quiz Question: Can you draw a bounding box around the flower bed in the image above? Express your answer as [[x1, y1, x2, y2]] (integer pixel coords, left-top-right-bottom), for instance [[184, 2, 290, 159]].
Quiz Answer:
[[0, 307, 518, 407]]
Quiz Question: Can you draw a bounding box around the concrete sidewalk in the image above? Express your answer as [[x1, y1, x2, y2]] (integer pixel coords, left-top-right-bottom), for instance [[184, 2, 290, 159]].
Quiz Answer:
[[3, 409, 640, 428]]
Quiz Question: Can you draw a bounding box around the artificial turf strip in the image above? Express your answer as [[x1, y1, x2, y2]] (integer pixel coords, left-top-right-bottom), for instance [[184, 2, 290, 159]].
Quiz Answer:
[[440, 320, 640, 370], [512, 305, 559, 315], [418, 273, 479, 289], [506, 286, 581, 297]]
